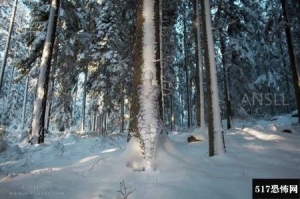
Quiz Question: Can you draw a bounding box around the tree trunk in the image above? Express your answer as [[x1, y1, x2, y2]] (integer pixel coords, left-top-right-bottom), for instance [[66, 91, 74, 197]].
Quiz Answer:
[[96, 115, 101, 134], [72, 82, 78, 123], [170, 93, 174, 131], [29, 0, 59, 144], [128, 0, 161, 170], [220, 34, 233, 129], [6, 66, 15, 97], [279, 36, 291, 113], [92, 111, 97, 132], [201, 0, 225, 156], [21, 76, 29, 129], [45, 38, 58, 132], [281, 0, 300, 123], [183, 4, 192, 128], [103, 111, 107, 133], [128, 0, 144, 142], [156, 0, 164, 123], [194, 0, 205, 128], [120, 95, 125, 133], [180, 85, 184, 126], [0, 0, 18, 92], [45, 78, 54, 132], [80, 68, 87, 133], [90, 94, 94, 131]]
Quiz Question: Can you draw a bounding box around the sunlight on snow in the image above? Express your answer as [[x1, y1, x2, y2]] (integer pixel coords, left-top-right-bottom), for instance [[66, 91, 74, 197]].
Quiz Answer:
[[64, 141, 76, 146], [101, 148, 119, 154], [243, 136, 256, 141], [30, 167, 62, 174], [0, 160, 18, 166], [244, 143, 266, 151], [242, 128, 284, 141], [78, 156, 99, 164]]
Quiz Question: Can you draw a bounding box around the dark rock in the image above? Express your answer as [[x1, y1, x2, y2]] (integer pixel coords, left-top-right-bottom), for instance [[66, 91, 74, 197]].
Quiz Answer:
[[282, 129, 293, 133]]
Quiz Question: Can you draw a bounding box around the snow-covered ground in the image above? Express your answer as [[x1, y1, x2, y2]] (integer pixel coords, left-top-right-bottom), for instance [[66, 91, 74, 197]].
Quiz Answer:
[[0, 115, 299, 199]]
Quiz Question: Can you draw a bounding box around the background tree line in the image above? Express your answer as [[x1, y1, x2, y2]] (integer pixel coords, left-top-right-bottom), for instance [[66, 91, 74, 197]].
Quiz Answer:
[[0, 0, 299, 147]]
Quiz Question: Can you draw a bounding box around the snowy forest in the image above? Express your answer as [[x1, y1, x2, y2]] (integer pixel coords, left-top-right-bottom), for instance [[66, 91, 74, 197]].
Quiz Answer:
[[0, 0, 300, 198]]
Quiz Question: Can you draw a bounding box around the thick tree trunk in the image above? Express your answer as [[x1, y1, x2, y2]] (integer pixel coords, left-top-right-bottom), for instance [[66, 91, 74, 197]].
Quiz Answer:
[[281, 0, 300, 123], [0, 0, 18, 92], [201, 0, 214, 156], [45, 39, 58, 132], [29, 0, 59, 144], [128, 0, 161, 170], [201, 0, 225, 156], [128, 0, 143, 142], [194, 0, 205, 128], [45, 79, 54, 132]]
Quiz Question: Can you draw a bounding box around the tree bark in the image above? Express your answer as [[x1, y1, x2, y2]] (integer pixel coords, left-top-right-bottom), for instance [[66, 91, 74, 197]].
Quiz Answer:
[[128, 0, 144, 142], [183, 3, 192, 128], [281, 0, 300, 123], [80, 68, 87, 133], [201, 0, 225, 156], [194, 0, 205, 128], [29, 0, 59, 144], [128, 0, 161, 170], [220, 34, 233, 129], [44, 78, 54, 132], [21, 76, 29, 129], [156, 0, 164, 123], [120, 95, 125, 133], [201, 0, 214, 156]]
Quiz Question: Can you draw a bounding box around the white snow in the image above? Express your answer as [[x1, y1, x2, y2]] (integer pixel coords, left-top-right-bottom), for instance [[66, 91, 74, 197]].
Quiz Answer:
[[0, 115, 299, 199], [122, 136, 144, 171]]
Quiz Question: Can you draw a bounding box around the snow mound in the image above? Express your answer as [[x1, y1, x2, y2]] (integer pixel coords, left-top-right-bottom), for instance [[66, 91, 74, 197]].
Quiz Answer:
[[122, 137, 144, 171], [153, 134, 197, 170], [292, 110, 298, 117]]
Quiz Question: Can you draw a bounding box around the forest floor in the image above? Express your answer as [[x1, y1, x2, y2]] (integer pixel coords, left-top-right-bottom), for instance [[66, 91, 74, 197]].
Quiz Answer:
[[0, 115, 300, 199]]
